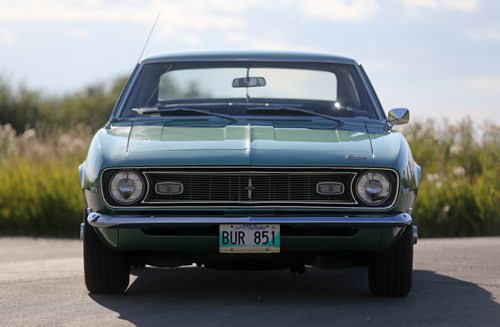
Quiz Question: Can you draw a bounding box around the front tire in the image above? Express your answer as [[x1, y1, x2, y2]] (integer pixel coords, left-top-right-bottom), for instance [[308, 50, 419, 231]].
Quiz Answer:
[[83, 222, 130, 294], [368, 225, 413, 297]]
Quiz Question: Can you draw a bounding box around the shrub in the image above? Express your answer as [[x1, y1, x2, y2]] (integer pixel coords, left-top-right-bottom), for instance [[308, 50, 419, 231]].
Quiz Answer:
[[404, 120, 500, 237], [0, 125, 91, 237]]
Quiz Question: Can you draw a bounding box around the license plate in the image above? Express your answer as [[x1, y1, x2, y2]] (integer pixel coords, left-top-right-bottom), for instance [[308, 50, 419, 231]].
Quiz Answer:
[[219, 224, 280, 253]]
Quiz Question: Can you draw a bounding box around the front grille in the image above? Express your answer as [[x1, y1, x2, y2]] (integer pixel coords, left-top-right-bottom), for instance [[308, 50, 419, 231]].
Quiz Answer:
[[101, 167, 399, 208], [143, 170, 356, 206]]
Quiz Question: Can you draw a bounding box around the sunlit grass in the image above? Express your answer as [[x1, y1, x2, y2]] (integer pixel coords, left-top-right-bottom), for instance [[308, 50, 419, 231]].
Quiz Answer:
[[0, 125, 90, 236], [403, 119, 500, 237]]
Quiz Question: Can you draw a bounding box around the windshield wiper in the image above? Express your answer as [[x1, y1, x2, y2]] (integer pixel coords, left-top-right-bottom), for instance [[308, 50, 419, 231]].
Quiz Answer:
[[132, 107, 237, 122], [246, 106, 343, 126], [108, 117, 132, 123]]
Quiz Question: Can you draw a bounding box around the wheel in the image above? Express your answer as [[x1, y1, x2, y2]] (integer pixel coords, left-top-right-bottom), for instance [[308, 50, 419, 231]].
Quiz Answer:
[[369, 225, 413, 297], [83, 222, 130, 294]]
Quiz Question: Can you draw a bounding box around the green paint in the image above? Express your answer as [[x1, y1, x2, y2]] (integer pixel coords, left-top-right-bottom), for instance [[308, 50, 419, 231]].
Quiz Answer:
[[81, 50, 420, 257], [114, 227, 396, 252]]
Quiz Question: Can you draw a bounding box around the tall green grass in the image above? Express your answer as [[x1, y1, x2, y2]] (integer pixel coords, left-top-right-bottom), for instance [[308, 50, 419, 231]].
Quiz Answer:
[[0, 125, 90, 237], [403, 119, 500, 237]]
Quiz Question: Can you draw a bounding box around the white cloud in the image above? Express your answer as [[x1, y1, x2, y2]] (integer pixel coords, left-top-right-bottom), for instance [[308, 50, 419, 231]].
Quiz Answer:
[[0, 0, 311, 51], [0, 0, 245, 30], [361, 58, 417, 77], [44, 26, 90, 40], [205, 0, 269, 13], [0, 28, 15, 44], [0, 0, 253, 48], [461, 76, 500, 91], [402, 0, 439, 10], [442, 0, 477, 12], [466, 27, 500, 41], [300, 0, 380, 22], [223, 30, 317, 51], [401, 0, 478, 13], [0, 0, 381, 50]]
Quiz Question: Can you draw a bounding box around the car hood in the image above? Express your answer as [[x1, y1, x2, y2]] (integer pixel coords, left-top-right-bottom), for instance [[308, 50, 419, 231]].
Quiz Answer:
[[108, 121, 383, 167]]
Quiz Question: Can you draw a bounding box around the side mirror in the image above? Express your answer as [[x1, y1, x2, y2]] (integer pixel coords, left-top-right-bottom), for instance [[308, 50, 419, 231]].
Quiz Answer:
[[388, 108, 410, 126]]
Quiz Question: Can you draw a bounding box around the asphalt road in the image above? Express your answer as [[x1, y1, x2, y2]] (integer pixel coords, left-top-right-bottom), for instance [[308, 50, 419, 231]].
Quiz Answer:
[[1, 237, 499, 326]]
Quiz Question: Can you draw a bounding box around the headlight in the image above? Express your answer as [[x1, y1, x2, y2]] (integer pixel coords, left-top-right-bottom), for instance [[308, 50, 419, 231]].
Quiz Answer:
[[355, 171, 391, 206], [109, 170, 144, 205]]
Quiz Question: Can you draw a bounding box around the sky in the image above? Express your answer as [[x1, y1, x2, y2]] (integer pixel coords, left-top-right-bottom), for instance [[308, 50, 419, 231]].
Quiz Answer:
[[0, 0, 499, 123]]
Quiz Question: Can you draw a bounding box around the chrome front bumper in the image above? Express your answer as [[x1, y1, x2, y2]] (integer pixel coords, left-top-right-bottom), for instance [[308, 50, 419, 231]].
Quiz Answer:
[[86, 212, 412, 228], [81, 212, 418, 245], [83, 212, 416, 241]]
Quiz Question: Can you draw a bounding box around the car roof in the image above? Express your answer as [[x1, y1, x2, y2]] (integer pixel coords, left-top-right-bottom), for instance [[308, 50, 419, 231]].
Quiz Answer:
[[141, 50, 358, 65]]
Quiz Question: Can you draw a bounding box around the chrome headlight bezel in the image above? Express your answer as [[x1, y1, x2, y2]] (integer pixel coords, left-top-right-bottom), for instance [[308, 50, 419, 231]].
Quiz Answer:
[[108, 170, 145, 205], [355, 171, 393, 206]]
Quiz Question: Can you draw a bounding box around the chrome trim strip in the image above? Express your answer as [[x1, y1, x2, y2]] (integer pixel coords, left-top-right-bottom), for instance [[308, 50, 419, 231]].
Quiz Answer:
[[142, 200, 356, 205], [80, 223, 85, 240], [145, 171, 355, 175], [87, 212, 412, 228], [114, 64, 143, 119], [355, 64, 384, 120], [102, 166, 396, 171], [99, 166, 399, 210], [412, 225, 418, 245]]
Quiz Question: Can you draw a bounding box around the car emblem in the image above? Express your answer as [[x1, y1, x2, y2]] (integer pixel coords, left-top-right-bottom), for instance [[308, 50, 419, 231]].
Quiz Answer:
[[243, 177, 256, 199], [346, 154, 367, 160]]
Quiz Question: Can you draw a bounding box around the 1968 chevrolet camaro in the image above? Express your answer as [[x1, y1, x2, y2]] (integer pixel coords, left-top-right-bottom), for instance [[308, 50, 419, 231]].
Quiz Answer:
[[80, 50, 420, 296]]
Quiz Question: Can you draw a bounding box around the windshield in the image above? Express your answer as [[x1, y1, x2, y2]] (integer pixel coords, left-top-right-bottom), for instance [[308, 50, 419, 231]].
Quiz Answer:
[[120, 62, 378, 119], [158, 68, 337, 101]]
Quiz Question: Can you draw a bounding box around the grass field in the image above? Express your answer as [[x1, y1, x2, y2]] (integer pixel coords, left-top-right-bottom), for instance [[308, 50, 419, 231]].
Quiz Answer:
[[0, 125, 90, 237]]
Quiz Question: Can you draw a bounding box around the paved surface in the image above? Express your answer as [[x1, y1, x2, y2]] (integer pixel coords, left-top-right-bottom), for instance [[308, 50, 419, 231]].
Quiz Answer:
[[0, 237, 499, 326]]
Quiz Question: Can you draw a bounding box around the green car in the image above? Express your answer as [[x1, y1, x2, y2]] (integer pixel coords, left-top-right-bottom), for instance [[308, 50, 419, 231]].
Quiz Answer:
[[80, 50, 420, 296]]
